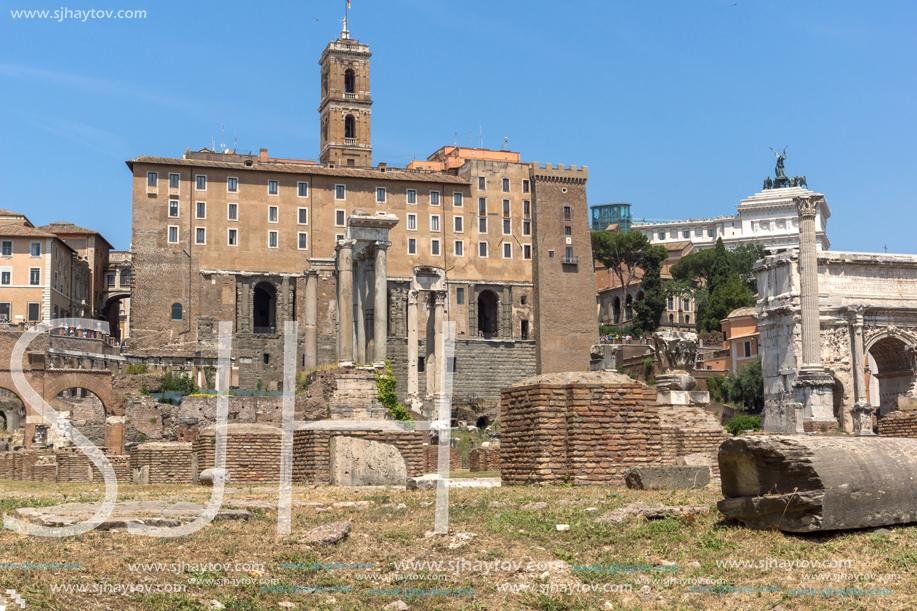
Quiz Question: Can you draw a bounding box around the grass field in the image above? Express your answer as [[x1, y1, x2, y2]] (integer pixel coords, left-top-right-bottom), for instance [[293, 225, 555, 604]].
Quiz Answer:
[[0, 477, 913, 610]]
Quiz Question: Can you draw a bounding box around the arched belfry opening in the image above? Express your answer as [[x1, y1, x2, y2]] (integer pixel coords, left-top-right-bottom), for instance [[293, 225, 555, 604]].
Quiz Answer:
[[344, 69, 355, 93], [344, 115, 356, 140], [478, 290, 498, 339], [253, 282, 277, 333]]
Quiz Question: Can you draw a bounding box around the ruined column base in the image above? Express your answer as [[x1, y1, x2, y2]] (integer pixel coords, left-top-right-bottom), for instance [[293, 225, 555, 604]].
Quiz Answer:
[[793, 368, 837, 431]]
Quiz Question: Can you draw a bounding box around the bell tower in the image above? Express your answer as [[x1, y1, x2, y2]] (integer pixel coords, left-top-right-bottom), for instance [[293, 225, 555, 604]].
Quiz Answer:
[[318, 16, 373, 167]]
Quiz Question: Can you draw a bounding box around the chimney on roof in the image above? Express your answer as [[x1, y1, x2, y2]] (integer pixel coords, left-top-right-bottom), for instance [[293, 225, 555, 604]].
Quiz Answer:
[[378, 162, 386, 172], [260, 148, 268, 161], [184, 148, 191, 159]]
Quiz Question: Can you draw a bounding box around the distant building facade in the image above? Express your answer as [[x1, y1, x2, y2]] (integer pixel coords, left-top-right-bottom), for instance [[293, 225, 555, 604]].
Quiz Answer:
[[590, 203, 632, 233], [632, 187, 830, 254]]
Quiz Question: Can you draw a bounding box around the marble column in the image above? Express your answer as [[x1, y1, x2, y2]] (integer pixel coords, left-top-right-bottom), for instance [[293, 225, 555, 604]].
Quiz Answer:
[[849, 306, 875, 436], [432, 290, 446, 398], [336, 240, 355, 365], [355, 257, 366, 364], [425, 292, 435, 400], [303, 270, 318, 370], [373, 241, 390, 364], [792, 195, 835, 430], [407, 289, 419, 406]]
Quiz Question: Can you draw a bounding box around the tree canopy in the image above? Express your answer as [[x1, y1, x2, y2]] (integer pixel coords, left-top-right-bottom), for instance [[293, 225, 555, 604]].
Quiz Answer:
[[591, 230, 654, 291], [631, 244, 668, 336]]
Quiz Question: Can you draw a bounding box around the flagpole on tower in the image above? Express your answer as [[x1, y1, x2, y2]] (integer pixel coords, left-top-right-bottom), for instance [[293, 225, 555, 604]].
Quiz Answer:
[[342, 0, 351, 39]]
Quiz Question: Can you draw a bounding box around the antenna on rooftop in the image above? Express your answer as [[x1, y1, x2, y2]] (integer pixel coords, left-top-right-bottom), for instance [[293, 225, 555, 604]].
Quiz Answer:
[[479, 126, 482, 149], [220, 125, 226, 152], [209, 137, 216, 152], [454, 128, 457, 147], [502, 136, 508, 151]]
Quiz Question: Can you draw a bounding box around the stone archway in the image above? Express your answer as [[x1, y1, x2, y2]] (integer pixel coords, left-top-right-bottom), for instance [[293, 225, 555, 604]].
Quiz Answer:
[[102, 294, 130, 341], [865, 335, 915, 416], [0, 387, 25, 437], [253, 282, 277, 333]]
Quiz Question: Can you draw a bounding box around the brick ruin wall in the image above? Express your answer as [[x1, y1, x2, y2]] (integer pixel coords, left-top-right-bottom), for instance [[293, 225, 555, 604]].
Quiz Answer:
[[423, 445, 462, 472], [292, 430, 424, 484], [193, 431, 282, 484], [469, 446, 501, 472], [501, 381, 731, 485], [130, 443, 194, 484], [878, 410, 917, 437], [0, 448, 130, 483]]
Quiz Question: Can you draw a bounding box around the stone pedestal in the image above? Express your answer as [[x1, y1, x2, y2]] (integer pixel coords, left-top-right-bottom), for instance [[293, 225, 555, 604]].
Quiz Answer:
[[793, 368, 835, 430], [852, 399, 876, 437]]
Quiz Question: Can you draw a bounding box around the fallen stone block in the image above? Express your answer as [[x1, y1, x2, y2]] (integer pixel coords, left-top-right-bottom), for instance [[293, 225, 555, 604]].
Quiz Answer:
[[299, 520, 352, 545], [595, 503, 710, 524], [718, 435, 917, 532], [406, 475, 441, 490], [199, 468, 231, 487], [624, 466, 710, 490]]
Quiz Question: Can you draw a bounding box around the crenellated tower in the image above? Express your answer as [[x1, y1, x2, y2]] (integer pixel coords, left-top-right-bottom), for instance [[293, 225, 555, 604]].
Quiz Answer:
[[318, 16, 373, 167]]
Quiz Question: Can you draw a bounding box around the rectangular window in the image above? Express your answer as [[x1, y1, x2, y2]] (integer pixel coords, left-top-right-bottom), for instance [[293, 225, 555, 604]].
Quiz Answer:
[[30, 242, 41, 257], [431, 239, 440, 256], [298, 232, 309, 250], [227, 177, 238, 193], [744, 341, 752, 358], [269, 206, 279, 223], [169, 173, 180, 189], [375, 187, 386, 203], [658, 232, 666, 240], [523, 244, 532, 260], [503, 199, 510, 217], [336, 234, 344, 242], [195, 175, 207, 191], [195, 227, 206, 245], [565, 247, 574, 261], [147, 171, 158, 188], [502, 178, 510, 192], [523, 179, 530, 193], [503, 243, 512, 259], [454, 216, 463, 233], [228, 203, 238, 221], [430, 215, 440, 232], [683, 299, 691, 311], [196, 201, 206, 219], [478, 242, 488, 258], [0, 269, 11, 285], [564, 226, 572, 235], [268, 231, 278, 248], [298, 182, 309, 198], [683, 230, 690, 239], [168, 226, 179, 243], [28, 302, 40, 321], [478, 177, 485, 190], [523, 200, 530, 217], [335, 210, 346, 227], [430, 191, 440, 206], [563, 206, 571, 220], [668, 297, 675, 310], [478, 198, 487, 215], [453, 192, 463, 207], [335, 184, 346, 200], [268, 180, 279, 195], [454, 240, 464, 256], [457, 287, 465, 304], [408, 238, 417, 255], [169, 201, 179, 218], [298, 208, 309, 225], [29, 268, 40, 285], [407, 213, 417, 231], [407, 189, 416, 204], [523, 220, 531, 236], [228, 229, 238, 246], [0, 303, 10, 321], [0, 241, 10, 256], [479, 217, 487, 233], [503, 219, 511, 235], [707, 229, 715, 238]]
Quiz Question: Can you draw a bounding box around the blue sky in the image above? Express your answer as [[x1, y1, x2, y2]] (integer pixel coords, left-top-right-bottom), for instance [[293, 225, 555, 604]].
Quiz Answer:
[[1, 0, 914, 252]]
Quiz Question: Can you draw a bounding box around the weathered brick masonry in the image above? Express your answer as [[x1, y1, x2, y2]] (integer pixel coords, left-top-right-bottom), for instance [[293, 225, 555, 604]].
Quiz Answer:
[[423, 445, 462, 472], [193, 424, 282, 484], [879, 410, 917, 437], [0, 448, 130, 482], [469, 446, 501, 472], [130, 442, 194, 484], [292, 429, 424, 484]]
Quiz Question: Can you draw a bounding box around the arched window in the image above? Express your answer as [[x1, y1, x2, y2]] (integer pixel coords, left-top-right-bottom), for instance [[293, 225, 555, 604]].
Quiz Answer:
[[477, 290, 499, 339], [344, 69, 355, 93], [684, 315, 690, 325], [120, 269, 131, 286], [669, 314, 674, 323], [613, 297, 621, 324], [171, 303, 183, 320], [253, 282, 277, 333], [344, 115, 355, 139]]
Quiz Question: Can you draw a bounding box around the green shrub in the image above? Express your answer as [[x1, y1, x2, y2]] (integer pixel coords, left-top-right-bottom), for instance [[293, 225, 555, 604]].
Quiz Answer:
[[725, 414, 761, 436], [643, 357, 654, 376], [140, 382, 149, 396], [160, 371, 198, 394], [706, 375, 726, 402], [126, 363, 149, 375], [374, 358, 412, 421]]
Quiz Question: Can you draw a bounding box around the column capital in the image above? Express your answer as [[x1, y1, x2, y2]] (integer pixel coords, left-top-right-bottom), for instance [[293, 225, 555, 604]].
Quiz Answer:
[[433, 290, 447, 306], [794, 195, 821, 219], [335, 238, 357, 253], [373, 240, 392, 251], [303, 268, 320, 278], [407, 289, 418, 305], [846, 304, 868, 325]]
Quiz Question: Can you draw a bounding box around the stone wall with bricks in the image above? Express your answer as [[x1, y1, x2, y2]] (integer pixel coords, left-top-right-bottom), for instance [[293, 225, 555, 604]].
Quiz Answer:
[[130, 442, 194, 485], [658, 404, 731, 478], [469, 446, 501, 472], [879, 410, 917, 437], [0, 448, 129, 482], [500, 372, 664, 486], [423, 445, 462, 472], [193, 424, 282, 484], [292, 429, 424, 484]]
